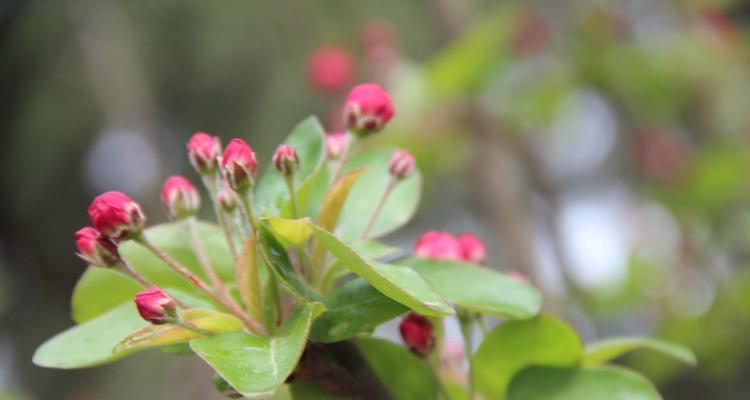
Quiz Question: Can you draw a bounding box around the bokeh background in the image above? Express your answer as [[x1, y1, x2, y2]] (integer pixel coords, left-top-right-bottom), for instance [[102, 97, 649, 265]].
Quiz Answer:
[[3, 0, 750, 398]]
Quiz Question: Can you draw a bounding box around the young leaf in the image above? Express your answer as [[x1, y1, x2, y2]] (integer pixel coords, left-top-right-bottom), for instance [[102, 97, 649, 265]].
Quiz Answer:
[[236, 234, 264, 324], [190, 303, 326, 398], [33, 303, 147, 369], [582, 337, 697, 367], [473, 314, 583, 400], [266, 217, 314, 248], [308, 223, 454, 317], [258, 224, 323, 302], [311, 278, 407, 343], [254, 116, 326, 214], [507, 365, 662, 400], [337, 148, 422, 240], [71, 222, 233, 323], [113, 309, 243, 354], [400, 258, 542, 319], [356, 337, 439, 400]]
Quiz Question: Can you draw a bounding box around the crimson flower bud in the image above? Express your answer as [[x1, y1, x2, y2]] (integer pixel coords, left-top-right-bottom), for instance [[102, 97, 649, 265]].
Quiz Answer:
[[161, 176, 200, 220], [75, 227, 121, 266], [187, 132, 222, 175], [414, 230, 462, 261], [134, 286, 177, 325], [306, 46, 354, 93], [221, 139, 257, 193], [88, 191, 146, 241], [388, 149, 415, 180], [399, 313, 435, 357], [273, 144, 300, 177], [344, 83, 395, 136], [456, 232, 487, 265], [217, 183, 237, 213], [325, 132, 348, 161]]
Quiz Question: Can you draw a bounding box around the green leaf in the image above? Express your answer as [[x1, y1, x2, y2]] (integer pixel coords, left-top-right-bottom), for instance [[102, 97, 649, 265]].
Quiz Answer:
[[191, 303, 325, 398], [356, 337, 439, 400], [266, 217, 314, 248], [582, 337, 696, 367], [507, 366, 662, 400], [236, 234, 264, 324], [258, 224, 323, 302], [255, 116, 326, 215], [290, 381, 355, 400], [311, 279, 407, 342], [33, 303, 147, 369], [350, 240, 401, 260], [318, 169, 365, 233], [113, 309, 243, 354], [282, 161, 329, 220], [473, 314, 583, 400], [72, 222, 233, 323], [308, 223, 454, 317], [337, 148, 422, 240], [401, 258, 542, 319]]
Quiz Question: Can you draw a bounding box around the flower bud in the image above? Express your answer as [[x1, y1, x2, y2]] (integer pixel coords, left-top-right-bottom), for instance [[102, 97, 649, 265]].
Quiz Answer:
[[344, 83, 395, 136], [507, 270, 529, 282], [456, 232, 487, 265], [273, 144, 300, 177], [187, 132, 222, 175], [306, 46, 354, 93], [325, 132, 348, 161], [134, 286, 177, 325], [221, 139, 257, 193], [75, 227, 120, 266], [217, 182, 237, 213], [399, 313, 435, 357], [414, 230, 462, 261], [88, 191, 146, 241], [388, 149, 415, 180], [161, 176, 200, 220]]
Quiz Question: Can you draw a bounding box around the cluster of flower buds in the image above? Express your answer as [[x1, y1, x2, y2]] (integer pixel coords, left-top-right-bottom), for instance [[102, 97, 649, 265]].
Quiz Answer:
[[344, 83, 395, 136], [399, 312, 435, 357], [414, 230, 487, 265], [161, 176, 200, 220], [388, 149, 415, 180], [273, 144, 300, 177], [134, 286, 177, 325], [221, 139, 258, 193]]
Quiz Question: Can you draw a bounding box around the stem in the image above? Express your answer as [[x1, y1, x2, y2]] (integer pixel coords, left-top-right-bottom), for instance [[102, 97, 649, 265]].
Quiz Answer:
[[239, 191, 259, 232], [134, 234, 264, 334], [476, 313, 489, 336], [360, 178, 397, 240], [202, 174, 238, 261], [459, 313, 476, 400], [284, 175, 299, 218], [427, 361, 450, 400], [185, 218, 229, 296], [116, 259, 187, 309]]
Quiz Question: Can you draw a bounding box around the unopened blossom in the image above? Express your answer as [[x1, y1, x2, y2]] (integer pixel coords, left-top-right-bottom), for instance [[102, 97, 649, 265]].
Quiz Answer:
[[456, 232, 487, 265], [87, 191, 146, 241], [388, 149, 415, 180], [221, 139, 257, 193], [325, 132, 348, 161], [273, 144, 300, 177], [306, 46, 354, 93], [75, 227, 120, 266], [161, 176, 200, 220], [399, 313, 435, 357], [187, 132, 222, 175], [344, 83, 394, 136], [414, 230, 462, 261], [134, 286, 177, 325]]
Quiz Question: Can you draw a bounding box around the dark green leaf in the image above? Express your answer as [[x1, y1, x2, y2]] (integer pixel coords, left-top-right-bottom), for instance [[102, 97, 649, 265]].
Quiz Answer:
[[258, 224, 323, 302]]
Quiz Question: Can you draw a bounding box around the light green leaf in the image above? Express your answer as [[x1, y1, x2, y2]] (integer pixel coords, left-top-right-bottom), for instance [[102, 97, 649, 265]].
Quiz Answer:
[[113, 308, 243, 354], [309, 223, 454, 317], [401, 258, 542, 319], [33, 303, 146, 369], [582, 337, 696, 367], [473, 314, 583, 400], [266, 217, 314, 248], [258, 224, 323, 302], [191, 303, 325, 398], [311, 279, 407, 342], [337, 148, 422, 240], [281, 161, 329, 221], [357, 337, 439, 400], [350, 240, 401, 260], [507, 366, 662, 400], [255, 116, 326, 214], [72, 222, 233, 323]]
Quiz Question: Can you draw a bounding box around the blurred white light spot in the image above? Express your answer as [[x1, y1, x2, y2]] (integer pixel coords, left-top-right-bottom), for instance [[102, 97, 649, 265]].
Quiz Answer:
[[84, 128, 160, 197]]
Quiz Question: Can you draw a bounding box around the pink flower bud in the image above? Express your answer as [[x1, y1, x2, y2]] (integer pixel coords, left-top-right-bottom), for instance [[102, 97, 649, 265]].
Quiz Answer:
[[344, 83, 395, 136], [272, 144, 300, 177], [221, 139, 257, 193], [217, 182, 237, 213], [325, 132, 348, 161], [75, 227, 120, 266], [88, 191, 146, 241], [306, 46, 354, 93], [399, 313, 435, 357], [134, 286, 177, 325], [414, 230, 462, 261], [456, 232, 487, 265], [388, 149, 415, 180], [187, 132, 222, 175], [161, 176, 200, 220]]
